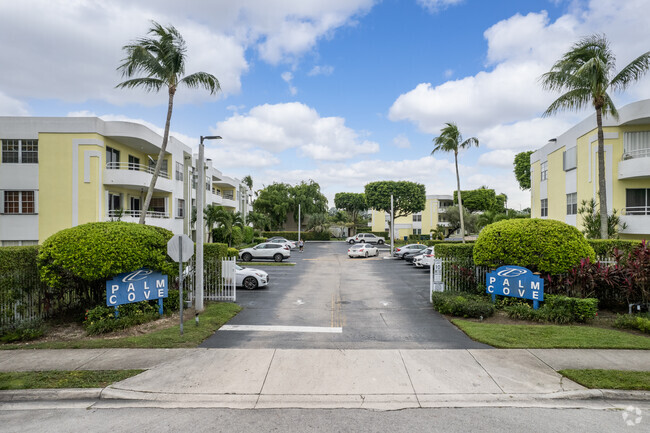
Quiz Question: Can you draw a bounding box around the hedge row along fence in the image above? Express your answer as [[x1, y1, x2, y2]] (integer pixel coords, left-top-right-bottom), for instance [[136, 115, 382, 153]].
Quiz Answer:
[[261, 231, 330, 241]]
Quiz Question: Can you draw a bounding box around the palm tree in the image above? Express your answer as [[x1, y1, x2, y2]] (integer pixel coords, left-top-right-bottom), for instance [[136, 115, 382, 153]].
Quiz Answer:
[[540, 34, 650, 238], [204, 204, 222, 242], [116, 21, 220, 224], [432, 123, 479, 243]]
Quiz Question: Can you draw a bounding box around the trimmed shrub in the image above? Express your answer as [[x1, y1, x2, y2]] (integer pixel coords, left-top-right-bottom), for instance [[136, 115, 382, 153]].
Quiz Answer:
[[242, 226, 254, 244], [38, 222, 176, 290], [261, 231, 329, 241], [431, 292, 495, 318], [588, 239, 642, 258], [84, 301, 159, 335], [614, 313, 650, 334], [231, 226, 244, 247], [252, 236, 267, 244], [503, 295, 598, 324], [435, 243, 474, 260], [204, 243, 229, 263], [473, 219, 595, 275], [227, 248, 239, 257]]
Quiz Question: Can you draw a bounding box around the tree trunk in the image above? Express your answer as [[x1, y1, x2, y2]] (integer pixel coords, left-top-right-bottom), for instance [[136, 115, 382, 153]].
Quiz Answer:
[[596, 106, 608, 239], [455, 152, 466, 244], [139, 88, 175, 224]]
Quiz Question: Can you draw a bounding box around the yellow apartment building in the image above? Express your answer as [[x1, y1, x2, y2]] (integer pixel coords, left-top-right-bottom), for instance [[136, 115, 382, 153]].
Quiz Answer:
[[530, 99, 650, 240], [0, 117, 248, 245], [370, 195, 454, 240]]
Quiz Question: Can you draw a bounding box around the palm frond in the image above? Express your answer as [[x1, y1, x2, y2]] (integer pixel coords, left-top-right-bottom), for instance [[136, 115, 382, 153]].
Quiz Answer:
[[600, 93, 620, 120], [610, 51, 650, 92], [542, 88, 592, 117], [180, 72, 221, 94], [114, 77, 165, 92], [459, 136, 479, 149]]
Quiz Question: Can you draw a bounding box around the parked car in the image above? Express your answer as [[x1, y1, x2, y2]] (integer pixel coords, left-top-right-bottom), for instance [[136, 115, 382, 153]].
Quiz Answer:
[[235, 264, 269, 289], [393, 243, 427, 259], [404, 250, 425, 263], [267, 236, 297, 249], [347, 233, 385, 244], [413, 247, 435, 268], [348, 243, 379, 258], [239, 242, 290, 262]]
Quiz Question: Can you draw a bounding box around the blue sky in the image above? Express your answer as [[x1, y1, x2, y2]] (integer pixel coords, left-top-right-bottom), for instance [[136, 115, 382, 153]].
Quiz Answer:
[[2, 0, 650, 210]]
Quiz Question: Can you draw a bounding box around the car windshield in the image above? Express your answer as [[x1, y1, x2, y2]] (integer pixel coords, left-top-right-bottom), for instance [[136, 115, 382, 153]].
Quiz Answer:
[[235, 264, 244, 271]]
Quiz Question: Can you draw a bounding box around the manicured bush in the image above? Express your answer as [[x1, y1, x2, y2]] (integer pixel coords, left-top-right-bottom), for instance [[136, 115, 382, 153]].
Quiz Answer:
[[614, 313, 650, 334], [252, 237, 267, 244], [204, 243, 229, 263], [473, 219, 595, 275], [84, 302, 159, 335], [38, 222, 176, 290], [431, 292, 495, 318], [231, 226, 244, 246], [227, 248, 238, 258], [261, 231, 329, 241], [588, 239, 642, 258], [242, 226, 254, 244], [503, 295, 598, 324], [435, 243, 475, 260]]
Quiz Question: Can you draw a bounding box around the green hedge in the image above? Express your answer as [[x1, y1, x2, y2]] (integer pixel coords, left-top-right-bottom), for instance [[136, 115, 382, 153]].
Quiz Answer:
[[204, 243, 229, 263], [435, 243, 475, 260], [473, 219, 595, 275], [261, 231, 330, 241], [588, 239, 642, 257], [431, 292, 495, 318], [503, 295, 598, 324], [614, 313, 650, 334]]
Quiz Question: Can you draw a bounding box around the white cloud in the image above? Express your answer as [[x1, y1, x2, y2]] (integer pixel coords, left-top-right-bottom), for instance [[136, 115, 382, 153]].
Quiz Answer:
[[477, 117, 575, 151], [417, 0, 464, 13], [392, 134, 411, 149], [213, 102, 379, 161], [0, 0, 375, 105], [281, 71, 298, 95], [308, 65, 335, 76], [477, 149, 516, 168], [0, 92, 30, 115]]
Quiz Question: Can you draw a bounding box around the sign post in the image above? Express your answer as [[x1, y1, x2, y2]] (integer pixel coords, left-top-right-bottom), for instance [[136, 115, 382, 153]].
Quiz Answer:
[[167, 234, 194, 335]]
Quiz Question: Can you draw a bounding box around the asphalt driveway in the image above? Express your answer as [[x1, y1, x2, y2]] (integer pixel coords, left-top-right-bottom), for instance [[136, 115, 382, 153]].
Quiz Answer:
[[201, 242, 489, 349]]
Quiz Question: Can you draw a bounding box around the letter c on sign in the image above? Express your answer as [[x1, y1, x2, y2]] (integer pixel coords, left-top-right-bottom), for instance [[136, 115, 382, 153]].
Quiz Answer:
[[487, 285, 494, 293], [109, 295, 117, 305]]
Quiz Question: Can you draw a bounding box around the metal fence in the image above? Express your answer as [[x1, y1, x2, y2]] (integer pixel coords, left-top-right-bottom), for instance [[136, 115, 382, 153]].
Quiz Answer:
[[186, 256, 236, 303], [438, 257, 489, 292]]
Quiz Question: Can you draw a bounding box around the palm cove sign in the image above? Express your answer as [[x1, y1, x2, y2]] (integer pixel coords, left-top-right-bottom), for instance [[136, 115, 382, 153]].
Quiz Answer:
[[106, 268, 168, 316], [486, 266, 544, 309]]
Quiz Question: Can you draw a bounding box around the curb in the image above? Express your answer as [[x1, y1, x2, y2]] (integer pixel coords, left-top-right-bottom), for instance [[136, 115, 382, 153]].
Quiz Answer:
[[0, 388, 103, 402]]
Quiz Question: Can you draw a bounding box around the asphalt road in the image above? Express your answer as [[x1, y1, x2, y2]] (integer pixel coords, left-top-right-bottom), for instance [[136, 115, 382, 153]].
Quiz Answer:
[[201, 242, 489, 349]]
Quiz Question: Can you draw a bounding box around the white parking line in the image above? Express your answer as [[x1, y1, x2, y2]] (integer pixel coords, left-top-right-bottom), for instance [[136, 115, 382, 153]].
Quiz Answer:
[[219, 325, 342, 333]]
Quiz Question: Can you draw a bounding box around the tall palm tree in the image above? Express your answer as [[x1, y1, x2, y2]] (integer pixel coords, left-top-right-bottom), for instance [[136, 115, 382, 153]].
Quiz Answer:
[[204, 204, 222, 242], [540, 34, 650, 238], [116, 21, 220, 224], [432, 123, 479, 244]]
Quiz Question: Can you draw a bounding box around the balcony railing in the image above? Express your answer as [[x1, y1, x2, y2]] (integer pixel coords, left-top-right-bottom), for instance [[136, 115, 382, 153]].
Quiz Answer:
[[624, 206, 650, 216], [622, 148, 650, 160], [106, 162, 169, 180], [108, 209, 169, 219], [223, 193, 234, 200]]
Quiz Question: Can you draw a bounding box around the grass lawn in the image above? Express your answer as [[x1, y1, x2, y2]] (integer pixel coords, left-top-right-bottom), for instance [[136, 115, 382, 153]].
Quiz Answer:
[[1, 302, 241, 350], [452, 319, 650, 349], [0, 370, 143, 390], [559, 369, 650, 391]]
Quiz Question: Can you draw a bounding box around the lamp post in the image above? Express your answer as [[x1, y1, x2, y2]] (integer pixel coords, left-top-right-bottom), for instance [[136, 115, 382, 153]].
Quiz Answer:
[[196, 135, 221, 312]]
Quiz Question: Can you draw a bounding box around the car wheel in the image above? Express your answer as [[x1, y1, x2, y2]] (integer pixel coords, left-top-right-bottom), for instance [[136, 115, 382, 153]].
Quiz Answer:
[[274, 253, 283, 262], [348, 239, 355, 244], [243, 276, 258, 290], [364, 251, 369, 258], [378, 239, 384, 244], [242, 253, 252, 262]]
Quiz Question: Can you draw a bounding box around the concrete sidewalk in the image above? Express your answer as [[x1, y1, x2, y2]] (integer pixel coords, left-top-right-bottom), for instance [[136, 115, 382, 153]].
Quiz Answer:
[[0, 348, 648, 409]]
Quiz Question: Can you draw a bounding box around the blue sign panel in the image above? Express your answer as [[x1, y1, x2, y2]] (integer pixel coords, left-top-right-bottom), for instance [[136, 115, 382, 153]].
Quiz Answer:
[[486, 266, 544, 307], [106, 268, 168, 307]]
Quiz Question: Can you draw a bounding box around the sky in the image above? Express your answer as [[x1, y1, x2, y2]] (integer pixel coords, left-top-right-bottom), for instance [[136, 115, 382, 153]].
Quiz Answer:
[[2, 0, 650, 210]]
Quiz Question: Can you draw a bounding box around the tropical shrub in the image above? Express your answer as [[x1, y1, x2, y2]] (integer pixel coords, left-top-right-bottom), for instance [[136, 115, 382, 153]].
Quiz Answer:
[[0, 319, 44, 343], [473, 219, 595, 274], [231, 226, 244, 246], [614, 313, 650, 334], [242, 226, 254, 244], [503, 295, 598, 324], [588, 239, 641, 258], [431, 292, 495, 318]]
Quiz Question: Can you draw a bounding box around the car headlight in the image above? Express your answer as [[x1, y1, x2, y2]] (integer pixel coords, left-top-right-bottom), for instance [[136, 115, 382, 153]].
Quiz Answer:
[[255, 272, 265, 278]]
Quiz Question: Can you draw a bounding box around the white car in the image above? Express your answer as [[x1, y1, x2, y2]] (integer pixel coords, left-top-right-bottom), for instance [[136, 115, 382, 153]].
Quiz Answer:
[[266, 236, 298, 249], [348, 243, 379, 258], [347, 233, 385, 244], [236, 264, 269, 290], [239, 242, 290, 262], [413, 247, 435, 268]]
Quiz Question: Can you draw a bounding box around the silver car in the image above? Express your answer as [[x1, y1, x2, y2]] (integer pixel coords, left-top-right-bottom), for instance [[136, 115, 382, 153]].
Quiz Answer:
[[239, 242, 290, 262], [393, 243, 427, 259]]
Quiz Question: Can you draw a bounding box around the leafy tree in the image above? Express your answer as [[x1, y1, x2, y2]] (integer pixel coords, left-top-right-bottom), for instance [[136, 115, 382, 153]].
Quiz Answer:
[[334, 192, 367, 236], [432, 123, 479, 243], [116, 21, 220, 225], [306, 213, 330, 233], [203, 204, 221, 242], [513, 151, 534, 190], [446, 205, 478, 235], [253, 182, 292, 230], [578, 198, 627, 239], [541, 34, 650, 238], [365, 181, 426, 240], [453, 186, 497, 213], [242, 175, 253, 191], [246, 211, 271, 231], [290, 180, 328, 222]]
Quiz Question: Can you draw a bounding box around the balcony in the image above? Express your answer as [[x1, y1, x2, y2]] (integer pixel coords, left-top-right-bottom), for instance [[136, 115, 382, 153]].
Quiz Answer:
[[104, 163, 173, 192], [619, 149, 650, 180], [620, 206, 650, 235], [105, 209, 175, 231]]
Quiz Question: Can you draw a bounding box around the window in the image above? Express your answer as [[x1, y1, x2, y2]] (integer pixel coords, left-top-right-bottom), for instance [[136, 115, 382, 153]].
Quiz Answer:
[[149, 197, 166, 214], [177, 199, 185, 218], [540, 161, 548, 181], [541, 198, 548, 217], [108, 193, 121, 217], [566, 193, 577, 215], [128, 155, 140, 170], [2, 139, 38, 163], [149, 158, 168, 178], [626, 188, 650, 215], [130, 197, 141, 216], [21, 140, 38, 163], [175, 162, 183, 181], [563, 147, 577, 171], [413, 214, 422, 222], [106, 147, 120, 169], [414, 229, 422, 235], [3, 191, 34, 214], [624, 131, 650, 159]]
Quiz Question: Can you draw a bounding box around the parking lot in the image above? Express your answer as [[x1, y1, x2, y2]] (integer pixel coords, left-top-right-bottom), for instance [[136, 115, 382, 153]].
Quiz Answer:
[[201, 242, 488, 349]]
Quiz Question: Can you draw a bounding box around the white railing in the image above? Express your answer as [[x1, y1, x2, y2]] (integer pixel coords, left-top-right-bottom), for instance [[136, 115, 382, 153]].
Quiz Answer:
[[106, 162, 170, 180], [624, 206, 650, 216], [223, 193, 234, 200], [108, 209, 169, 219], [186, 256, 236, 302], [622, 148, 650, 160]]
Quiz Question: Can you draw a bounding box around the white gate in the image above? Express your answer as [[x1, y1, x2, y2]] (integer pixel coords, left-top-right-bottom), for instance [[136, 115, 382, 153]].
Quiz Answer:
[[187, 256, 237, 302]]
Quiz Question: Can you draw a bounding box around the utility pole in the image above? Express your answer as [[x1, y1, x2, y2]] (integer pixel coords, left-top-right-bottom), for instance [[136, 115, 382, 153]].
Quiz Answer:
[[390, 194, 394, 257], [298, 203, 301, 242]]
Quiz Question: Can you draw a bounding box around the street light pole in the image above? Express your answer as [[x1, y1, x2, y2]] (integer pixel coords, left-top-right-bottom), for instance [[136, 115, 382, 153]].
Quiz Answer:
[[196, 135, 221, 313]]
